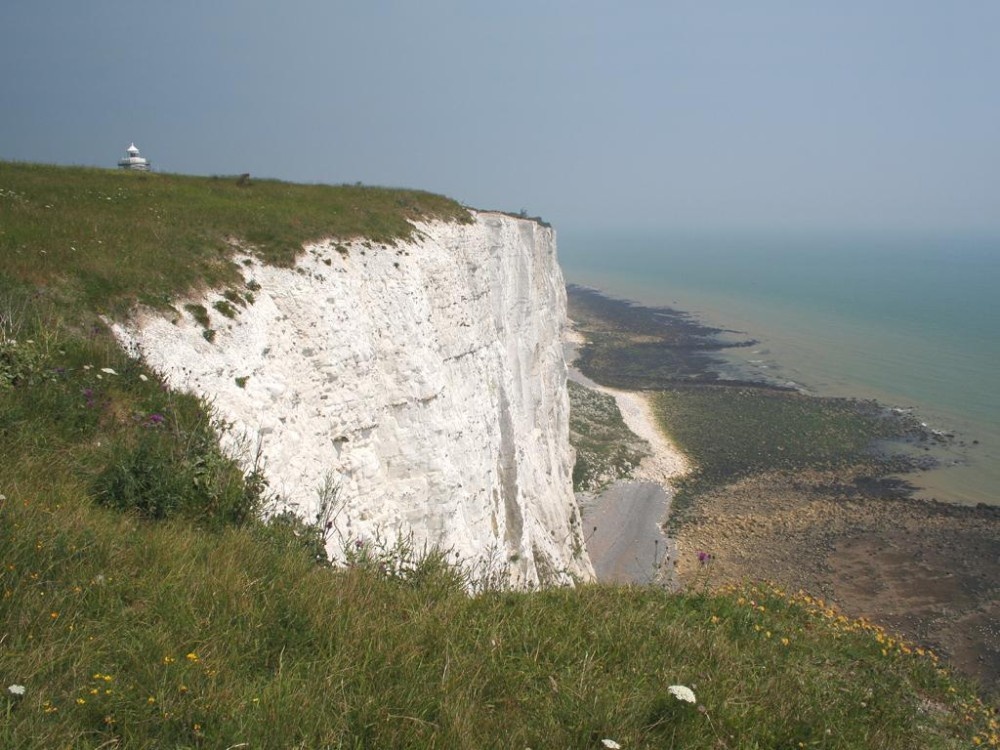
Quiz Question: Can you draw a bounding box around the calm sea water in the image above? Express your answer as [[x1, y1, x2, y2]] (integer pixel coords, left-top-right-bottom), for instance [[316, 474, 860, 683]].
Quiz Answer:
[[558, 228, 1000, 506]]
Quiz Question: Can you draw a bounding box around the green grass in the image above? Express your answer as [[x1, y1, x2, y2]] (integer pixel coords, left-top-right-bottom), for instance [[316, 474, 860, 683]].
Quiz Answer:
[[2, 483, 994, 748], [0, 161, 470, 318], [0, 162, 995, 747]]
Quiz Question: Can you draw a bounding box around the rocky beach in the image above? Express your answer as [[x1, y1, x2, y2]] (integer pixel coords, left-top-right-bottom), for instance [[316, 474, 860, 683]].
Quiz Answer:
[[566, 284, 1000, 692]]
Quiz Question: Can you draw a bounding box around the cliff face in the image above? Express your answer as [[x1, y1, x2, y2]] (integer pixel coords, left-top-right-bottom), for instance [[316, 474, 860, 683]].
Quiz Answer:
[[112, 211, 593, 585]]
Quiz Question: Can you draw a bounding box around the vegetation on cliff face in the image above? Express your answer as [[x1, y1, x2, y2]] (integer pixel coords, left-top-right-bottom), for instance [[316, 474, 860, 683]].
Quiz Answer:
[[568, 380, 650, 491], [1, 163, 995, 747]]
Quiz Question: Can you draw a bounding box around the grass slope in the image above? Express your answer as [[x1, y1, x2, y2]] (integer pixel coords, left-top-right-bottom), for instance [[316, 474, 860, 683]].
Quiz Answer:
[[1, 162, 995, 747], [4, 485, 994, 748], [0, 161, 470, 317]]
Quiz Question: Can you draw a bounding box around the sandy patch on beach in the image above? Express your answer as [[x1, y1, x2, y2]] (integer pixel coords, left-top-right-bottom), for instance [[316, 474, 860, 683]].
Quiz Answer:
[[565, 325, 690, 489], [566, 322, 691, 586], [604, 386, 690, 485]]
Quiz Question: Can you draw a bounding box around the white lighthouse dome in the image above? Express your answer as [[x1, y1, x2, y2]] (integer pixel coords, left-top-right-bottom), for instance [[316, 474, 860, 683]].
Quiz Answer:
[[118, 142, 150, 171]]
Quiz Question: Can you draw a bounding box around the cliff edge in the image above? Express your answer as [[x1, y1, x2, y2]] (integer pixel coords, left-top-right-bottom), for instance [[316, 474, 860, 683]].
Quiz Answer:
[[112, 211, 593, 585]]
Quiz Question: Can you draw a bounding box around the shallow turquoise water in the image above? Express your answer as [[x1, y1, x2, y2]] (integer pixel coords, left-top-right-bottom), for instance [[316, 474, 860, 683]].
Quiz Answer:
[[558, 228, 1000, 506]]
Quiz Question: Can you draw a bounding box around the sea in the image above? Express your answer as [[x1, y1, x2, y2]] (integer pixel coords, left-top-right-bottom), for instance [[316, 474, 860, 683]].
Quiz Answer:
[[558, 227, 1000, 507]]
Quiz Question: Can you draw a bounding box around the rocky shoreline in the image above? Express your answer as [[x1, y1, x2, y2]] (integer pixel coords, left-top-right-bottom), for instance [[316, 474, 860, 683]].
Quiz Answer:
[[566, 284, 1000, 693]]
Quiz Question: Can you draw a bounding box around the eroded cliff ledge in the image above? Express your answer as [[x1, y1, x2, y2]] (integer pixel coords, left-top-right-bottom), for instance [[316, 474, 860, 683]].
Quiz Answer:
[[112, 211, 593, 585]]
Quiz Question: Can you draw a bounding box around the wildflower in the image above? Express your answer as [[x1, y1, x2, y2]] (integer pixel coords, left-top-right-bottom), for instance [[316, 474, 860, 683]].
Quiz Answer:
[[100, 368, 117, 375], [601, 741, 621, 749], [148, 413, 165, 425], [696, 550, 711, 564], [186, 652, 199, 663], [139, 374, 149, 382], [147, 696, 156, 705], [76, 698, 86, 705], [50, 611, 59, 619], [668, 685, 697, 703], [7, 684, 26, 696], [162, 655, 175, 665]]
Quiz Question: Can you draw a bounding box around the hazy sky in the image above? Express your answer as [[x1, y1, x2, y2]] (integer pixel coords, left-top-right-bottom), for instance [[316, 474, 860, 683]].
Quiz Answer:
[[2, 1, 998, 234]]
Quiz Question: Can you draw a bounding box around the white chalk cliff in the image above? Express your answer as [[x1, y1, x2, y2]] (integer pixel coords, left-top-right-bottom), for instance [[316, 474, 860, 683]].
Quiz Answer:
[[112, 211, 593, 585]]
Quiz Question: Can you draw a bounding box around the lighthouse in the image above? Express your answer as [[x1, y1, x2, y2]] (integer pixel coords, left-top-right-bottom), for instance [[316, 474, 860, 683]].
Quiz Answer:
[[118, 143, 150, 171]]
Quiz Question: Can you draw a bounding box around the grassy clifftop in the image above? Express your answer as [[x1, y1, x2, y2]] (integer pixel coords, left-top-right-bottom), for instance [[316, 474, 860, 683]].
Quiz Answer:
[[1, 163, 995, 748], [0, 161, 470, 317]]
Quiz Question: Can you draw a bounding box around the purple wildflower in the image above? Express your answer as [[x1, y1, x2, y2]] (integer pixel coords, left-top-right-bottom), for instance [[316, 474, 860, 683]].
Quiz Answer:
[[697, 551, 712, 565], [147, 413, 164, 425]]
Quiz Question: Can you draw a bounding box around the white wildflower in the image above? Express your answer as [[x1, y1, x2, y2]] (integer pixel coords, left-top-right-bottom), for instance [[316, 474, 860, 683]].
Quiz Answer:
[[138, 374, 148, 382], [667, 684, 696, 703], [7, 684, 26, 696], [100, 368, 117, 375], [601, 741, 621, 749]]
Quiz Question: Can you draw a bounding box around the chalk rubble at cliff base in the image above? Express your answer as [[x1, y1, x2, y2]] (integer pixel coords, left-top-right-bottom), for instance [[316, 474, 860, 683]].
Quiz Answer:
[[112, 212, 593, 586]]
